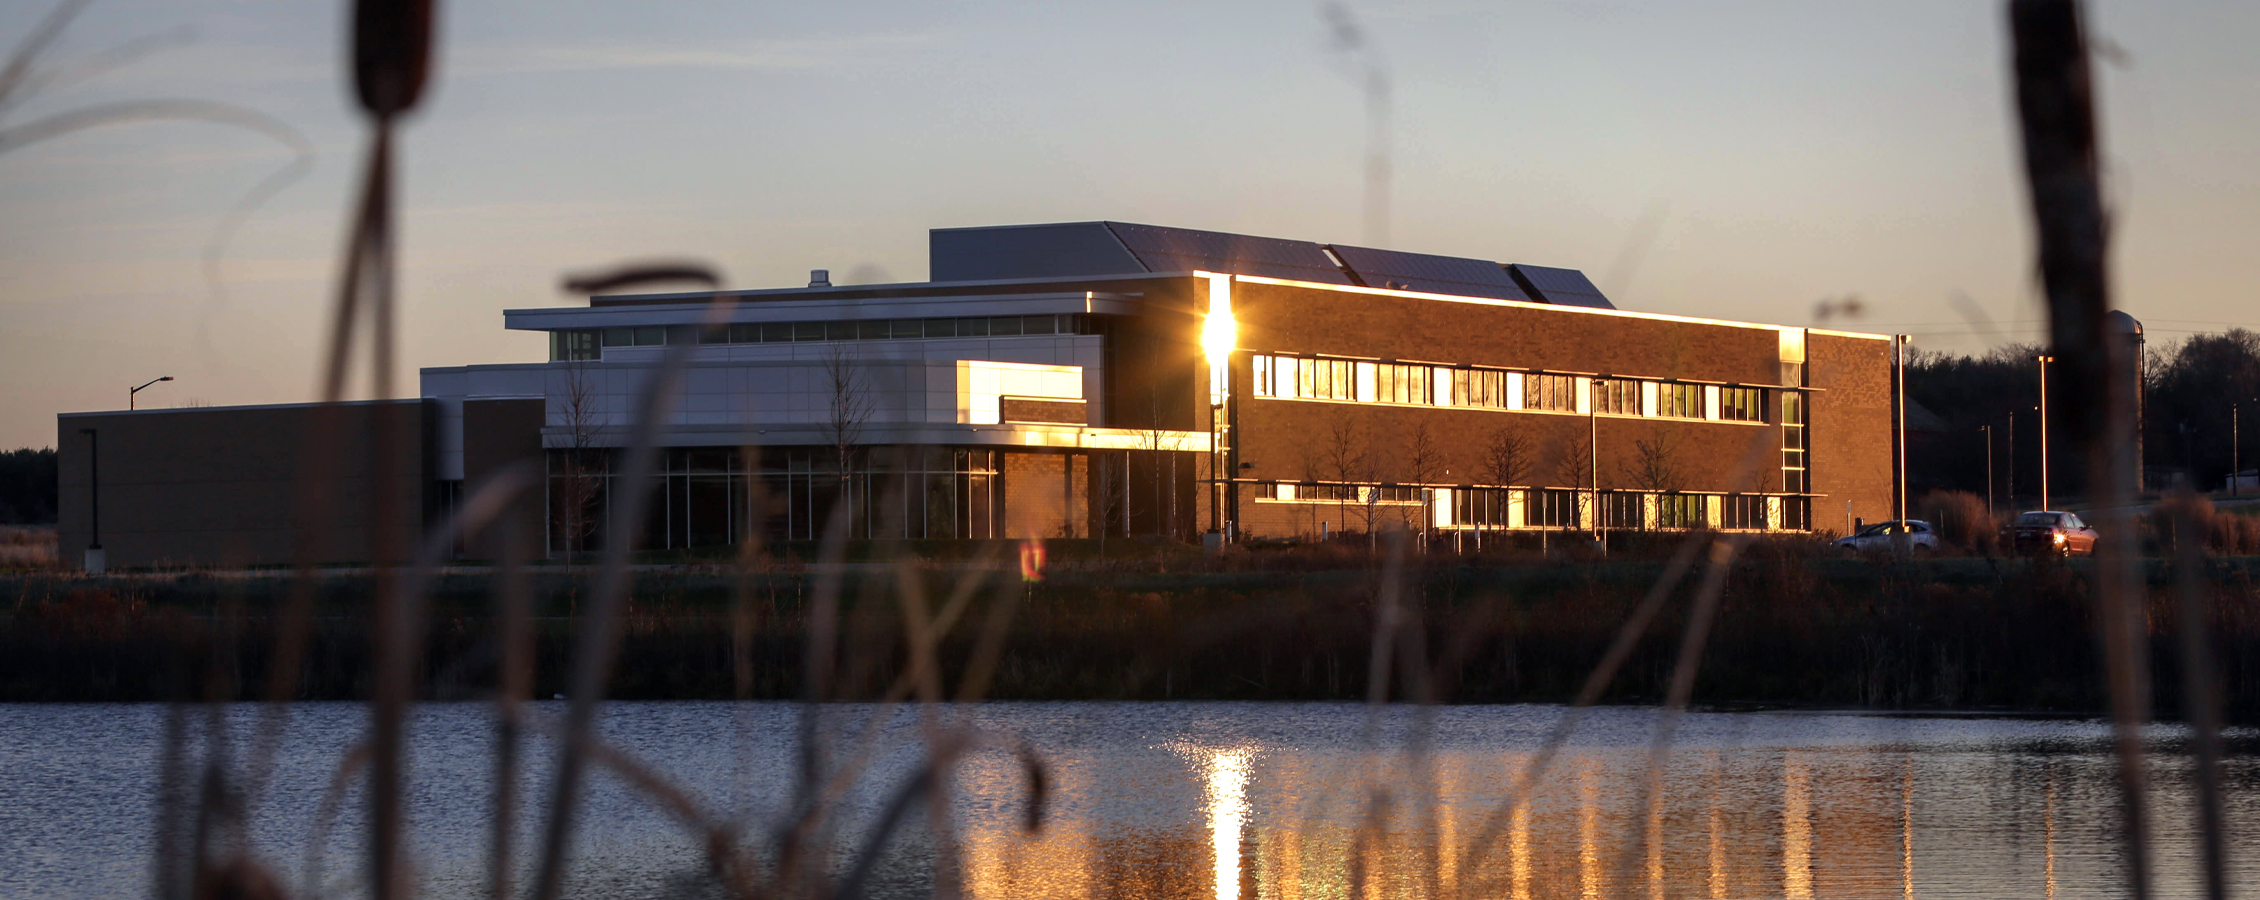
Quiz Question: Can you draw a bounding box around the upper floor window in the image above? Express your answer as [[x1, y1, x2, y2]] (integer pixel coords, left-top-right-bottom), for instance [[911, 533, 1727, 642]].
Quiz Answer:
[[1719, 386, 1766, 422], [1658, 383, 1703, 419], [1526, 374, 1578, 412], [550, 330, 599, 361], [1593, 378, 1641, 415], [1295, 357, 1359, 401], [1376, 363, 1431, 405], [1453, 369, 1509, 409]]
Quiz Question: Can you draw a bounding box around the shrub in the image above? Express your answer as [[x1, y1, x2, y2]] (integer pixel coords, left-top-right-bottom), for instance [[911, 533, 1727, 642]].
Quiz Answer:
[[1916, 490, 1998, 554], [2149, 494, 2260, 556]]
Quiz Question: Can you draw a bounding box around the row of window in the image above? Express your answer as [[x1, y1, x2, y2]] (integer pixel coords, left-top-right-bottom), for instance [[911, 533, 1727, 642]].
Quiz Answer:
[[1265, 484, 1808, 531], [549, 314, 1100, 361], [1249, 354, 1769, 423]]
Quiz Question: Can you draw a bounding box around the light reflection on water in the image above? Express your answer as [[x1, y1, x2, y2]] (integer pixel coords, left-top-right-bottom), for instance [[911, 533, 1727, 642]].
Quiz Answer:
[[1, 702, 2255, 899]]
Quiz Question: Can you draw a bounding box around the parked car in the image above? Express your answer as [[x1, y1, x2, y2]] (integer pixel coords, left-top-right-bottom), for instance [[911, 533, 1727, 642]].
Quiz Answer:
[[1833, 520, 1940, 555], [2006, 510, 2098, 556]]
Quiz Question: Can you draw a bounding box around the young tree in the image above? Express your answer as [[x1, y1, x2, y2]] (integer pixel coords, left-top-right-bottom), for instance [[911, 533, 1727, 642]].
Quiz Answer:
[[1557, 432, 1595, 531], [1482, 425, 1534, 488], [1401, 421, 1443, 534], [555, 360, 605, 563], [822, 345, 874, 486], [1623, 433, 1684, 492], [1323, 418, 1375, 534]]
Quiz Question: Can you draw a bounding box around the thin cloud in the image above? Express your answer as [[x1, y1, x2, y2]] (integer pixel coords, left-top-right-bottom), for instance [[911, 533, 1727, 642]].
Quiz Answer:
[[449, 33, 936, 77]]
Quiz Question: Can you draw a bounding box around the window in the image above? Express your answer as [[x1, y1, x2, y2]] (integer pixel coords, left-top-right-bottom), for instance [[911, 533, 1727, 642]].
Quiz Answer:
[[1454, 488, 1512, 526], [1376, 363, 1430, 404], [1779, 496, 1812, 531], [1719, 386, 1765, 422], [1781, 391, 1808, 493], [1655, 494, 1704, 529], [601, 326, 666, 347], [1600, 492, 1645, 529], [1454, 369, 1509, 409], [1659, 383, 1702, 419], [1294, 357, 1358, 401], [1593, 378, 1642, 415], [1253, 355, 1275, 397], [1721, 494, 1767, 530], [1526, 489, 1581, 527], [1526, 374, 1577, 411], [550, 330, 599, 361]]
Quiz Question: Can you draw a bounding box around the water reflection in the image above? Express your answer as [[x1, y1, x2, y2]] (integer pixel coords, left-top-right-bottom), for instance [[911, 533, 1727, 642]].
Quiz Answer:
[[4, 702, 2255, 899], [1205, 750, 1251, 900], [1784, 752, 1812, 899], [948, 705, 2260, 900]]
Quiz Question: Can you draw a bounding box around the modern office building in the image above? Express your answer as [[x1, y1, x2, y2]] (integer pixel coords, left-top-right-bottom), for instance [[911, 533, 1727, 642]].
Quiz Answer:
[[57, 221, 1895, 567]]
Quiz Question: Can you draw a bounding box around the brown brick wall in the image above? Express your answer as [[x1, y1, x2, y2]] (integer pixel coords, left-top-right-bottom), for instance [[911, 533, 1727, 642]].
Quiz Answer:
[[1217, 280, 1893, 539], [1808, 332, 1896, 533], [56, 400, 431, 568], [1232, 280, 1782, 384]]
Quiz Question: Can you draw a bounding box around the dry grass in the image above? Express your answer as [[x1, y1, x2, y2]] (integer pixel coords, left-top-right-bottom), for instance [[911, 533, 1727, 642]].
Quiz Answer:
[[0, 525, 58, 571]]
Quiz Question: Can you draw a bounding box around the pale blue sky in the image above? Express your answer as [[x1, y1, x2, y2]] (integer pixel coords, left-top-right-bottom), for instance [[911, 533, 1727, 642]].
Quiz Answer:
[[3, 0, 2257, 448]]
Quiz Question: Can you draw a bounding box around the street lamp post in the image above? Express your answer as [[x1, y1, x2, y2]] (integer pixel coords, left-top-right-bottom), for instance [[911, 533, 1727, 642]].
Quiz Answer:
[[2007, 410, 2017, 508], [2037, 354, 2054, 510], [1895, 335, 1909, 523], [129, 375, 173, 410], [1589, 377, 1603, 550], [1982, 425, 1994, 518], [78, 427, 102, 574]]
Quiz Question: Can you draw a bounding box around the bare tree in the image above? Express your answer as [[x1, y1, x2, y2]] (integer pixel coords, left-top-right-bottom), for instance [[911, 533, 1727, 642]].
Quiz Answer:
[[556, 360, 605, 563], [1622, 433, 1684, 492], [1482, 425, 1534, 488], [1558, 432, 1595, 531], [1401, 421, 1443, 535], [1323, 418, 1375, 534], [822, 345, 874, 487]]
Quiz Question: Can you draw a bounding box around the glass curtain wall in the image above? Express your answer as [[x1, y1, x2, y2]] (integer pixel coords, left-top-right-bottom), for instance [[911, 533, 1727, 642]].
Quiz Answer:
[[548, 446, 1002, 553]]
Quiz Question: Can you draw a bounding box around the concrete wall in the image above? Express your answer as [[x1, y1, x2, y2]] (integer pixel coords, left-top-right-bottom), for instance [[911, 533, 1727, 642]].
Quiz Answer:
[[56, 400, 431, 569]]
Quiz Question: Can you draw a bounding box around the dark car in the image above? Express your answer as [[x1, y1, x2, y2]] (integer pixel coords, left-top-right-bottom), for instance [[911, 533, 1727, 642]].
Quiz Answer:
[[2006, 510, 2097, 556]]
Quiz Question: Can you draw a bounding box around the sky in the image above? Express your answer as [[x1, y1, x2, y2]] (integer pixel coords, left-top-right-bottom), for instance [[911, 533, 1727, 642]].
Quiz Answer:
[[2, 0, 2257, 449]]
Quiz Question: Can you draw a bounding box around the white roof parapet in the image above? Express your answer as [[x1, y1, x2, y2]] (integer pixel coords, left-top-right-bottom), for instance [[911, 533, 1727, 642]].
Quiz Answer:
[[505, 291, 1143, 332], [538, 422, 1210, 452]]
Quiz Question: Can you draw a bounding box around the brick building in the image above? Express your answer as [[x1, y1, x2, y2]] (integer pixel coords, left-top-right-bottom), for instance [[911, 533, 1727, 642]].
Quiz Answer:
[[56, 221, 1894, 568]]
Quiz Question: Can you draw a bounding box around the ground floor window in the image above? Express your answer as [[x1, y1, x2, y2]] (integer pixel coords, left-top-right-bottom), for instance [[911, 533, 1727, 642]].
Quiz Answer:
[[547, 446, 1002, 553]]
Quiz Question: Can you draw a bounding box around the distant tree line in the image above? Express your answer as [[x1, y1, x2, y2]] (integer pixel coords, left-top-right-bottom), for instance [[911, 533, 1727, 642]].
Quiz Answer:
[[1907, 329, 2260, 500], [0, 448, 58, 524]]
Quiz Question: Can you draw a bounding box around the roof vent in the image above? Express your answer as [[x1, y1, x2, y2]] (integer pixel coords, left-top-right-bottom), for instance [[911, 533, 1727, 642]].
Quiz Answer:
[[808, 269, 831, 288]]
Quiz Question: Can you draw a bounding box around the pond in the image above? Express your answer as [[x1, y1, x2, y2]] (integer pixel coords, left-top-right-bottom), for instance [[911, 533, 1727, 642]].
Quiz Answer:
[[0, 701, 2250, 899]]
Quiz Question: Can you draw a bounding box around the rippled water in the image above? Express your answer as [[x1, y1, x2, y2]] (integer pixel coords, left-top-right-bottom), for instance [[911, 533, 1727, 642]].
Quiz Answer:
[[0, 702, 2252, 899]]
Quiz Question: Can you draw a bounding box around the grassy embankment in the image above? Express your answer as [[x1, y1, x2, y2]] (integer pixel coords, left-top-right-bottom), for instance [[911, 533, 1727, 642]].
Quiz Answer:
[[6, 534, 2259, 719]]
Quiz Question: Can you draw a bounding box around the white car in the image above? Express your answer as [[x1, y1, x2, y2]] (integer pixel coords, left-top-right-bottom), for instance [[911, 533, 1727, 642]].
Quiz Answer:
[[1833, 520, 1941, 555]]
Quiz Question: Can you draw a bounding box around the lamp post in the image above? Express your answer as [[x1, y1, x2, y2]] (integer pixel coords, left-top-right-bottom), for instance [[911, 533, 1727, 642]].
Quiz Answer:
[[2007, 410, 2017, 508], [2037, 354, 2054, 510], [78, 427, 102, 574], [128, 375, 172, 410], [1589, 377, 1603, 548], [1982, 424, 1994, 518], [1895, 335, 1909, 523]]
